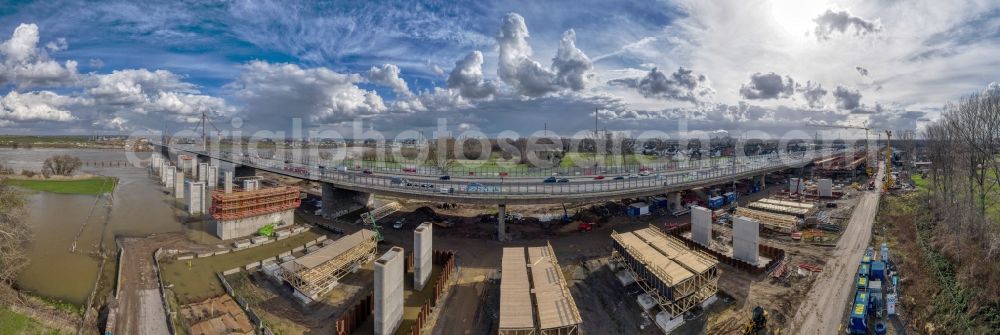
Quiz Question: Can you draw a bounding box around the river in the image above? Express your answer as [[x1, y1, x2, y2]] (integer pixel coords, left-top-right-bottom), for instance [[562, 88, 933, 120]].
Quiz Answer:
[[1, 149, 186, 305]]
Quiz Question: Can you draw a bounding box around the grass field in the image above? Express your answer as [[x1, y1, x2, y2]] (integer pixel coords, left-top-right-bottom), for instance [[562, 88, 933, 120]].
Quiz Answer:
[[0, 307, 68, 335], [2, 177, 117, 195]]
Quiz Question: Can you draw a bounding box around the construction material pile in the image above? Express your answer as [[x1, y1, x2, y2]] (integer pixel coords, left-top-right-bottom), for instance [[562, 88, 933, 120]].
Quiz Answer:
[[734, 208, 798, 232]]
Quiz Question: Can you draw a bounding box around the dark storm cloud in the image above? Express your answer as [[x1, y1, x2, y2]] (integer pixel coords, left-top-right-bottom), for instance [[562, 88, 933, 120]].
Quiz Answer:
[[739, 72, 795, 100], [608, 67, 714, 103], [797, 81, 827, 108], [833, 85, 862, 111]]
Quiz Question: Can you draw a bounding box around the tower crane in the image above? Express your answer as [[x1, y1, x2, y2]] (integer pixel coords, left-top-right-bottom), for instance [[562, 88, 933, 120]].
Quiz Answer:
[[883, 130, 893, 192]]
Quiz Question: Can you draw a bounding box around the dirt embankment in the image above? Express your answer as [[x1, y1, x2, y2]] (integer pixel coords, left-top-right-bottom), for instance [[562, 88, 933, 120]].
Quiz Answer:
[[879, 193, 1000, 334]]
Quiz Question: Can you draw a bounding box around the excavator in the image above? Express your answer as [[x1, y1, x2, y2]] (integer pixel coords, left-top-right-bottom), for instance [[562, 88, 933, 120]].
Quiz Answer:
[[741, 306, 769, 335]]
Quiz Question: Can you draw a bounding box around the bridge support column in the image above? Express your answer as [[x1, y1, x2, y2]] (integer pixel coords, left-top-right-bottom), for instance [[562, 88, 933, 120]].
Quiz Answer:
[[668, 192, 683, 212], [756, 174, 766, 193], [321, 183, 373, 219], [497, 204, 507, 242], [234, 165, 256, 179]]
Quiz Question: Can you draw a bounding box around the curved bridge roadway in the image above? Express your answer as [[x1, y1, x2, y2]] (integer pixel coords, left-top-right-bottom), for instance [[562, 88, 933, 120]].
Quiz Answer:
[[157, 144, 844, 205]]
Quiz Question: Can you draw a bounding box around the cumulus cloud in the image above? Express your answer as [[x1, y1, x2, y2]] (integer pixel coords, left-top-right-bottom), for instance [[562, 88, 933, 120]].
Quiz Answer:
[[447, 51, 498, 100], [366, 64, 411, 97], [0, 23, 79, 88], [813, 10, 882, 41], [833, 85, 862, 111], [0, 91, 81, 122], [797, 81, 827, 108], [427, 61, 445, 76], [856, 66, 869, 77], [551, 29, 593, 91], [229, 61, 386, 125], [608, 67, 715, 103], [739, 72, 795, 100], [496, 13, 593, 97]]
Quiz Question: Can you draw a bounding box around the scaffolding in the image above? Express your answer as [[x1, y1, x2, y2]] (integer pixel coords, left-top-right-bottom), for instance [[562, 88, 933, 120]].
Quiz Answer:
[[279, 229, 378, 300], [210, 186, 301, 221], [610, 226, 719, 318], [499, 243, 582, 335]]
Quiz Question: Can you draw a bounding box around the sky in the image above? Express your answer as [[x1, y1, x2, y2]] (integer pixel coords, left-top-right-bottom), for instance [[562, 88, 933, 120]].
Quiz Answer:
[[0, 0, 998, 139]]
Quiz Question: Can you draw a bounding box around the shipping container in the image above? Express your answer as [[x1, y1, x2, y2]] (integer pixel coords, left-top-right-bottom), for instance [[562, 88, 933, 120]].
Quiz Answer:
[[849, 290, 869, 334], [628, 202, 650, 217], [707, 196, 725, 209], [870, 261, 886, 281], [723, 191, 738, 204]]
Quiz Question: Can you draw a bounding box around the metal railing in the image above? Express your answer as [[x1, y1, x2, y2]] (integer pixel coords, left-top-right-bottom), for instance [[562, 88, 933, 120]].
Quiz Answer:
[[160, 145, 843, 198]]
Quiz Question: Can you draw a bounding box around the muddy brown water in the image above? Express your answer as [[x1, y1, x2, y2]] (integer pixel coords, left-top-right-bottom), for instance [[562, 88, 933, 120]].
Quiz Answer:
[[2, 149, 184, 305]]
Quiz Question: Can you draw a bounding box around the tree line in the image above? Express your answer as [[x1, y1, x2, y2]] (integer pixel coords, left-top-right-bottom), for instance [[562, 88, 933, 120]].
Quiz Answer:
[[923, 86, 1000, 258]]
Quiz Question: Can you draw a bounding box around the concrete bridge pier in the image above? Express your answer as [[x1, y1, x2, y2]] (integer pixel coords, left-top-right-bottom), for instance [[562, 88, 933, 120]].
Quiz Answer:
[[755, 174, 766, 192], [321, 183, 373, 219], [497, 204, 507, 242], [234, 165, 256, 179], [668, 192, 683, 212]]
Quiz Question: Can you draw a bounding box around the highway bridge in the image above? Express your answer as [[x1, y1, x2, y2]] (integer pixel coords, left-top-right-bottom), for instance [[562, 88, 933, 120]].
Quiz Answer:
[[154, 143, 848, 240]]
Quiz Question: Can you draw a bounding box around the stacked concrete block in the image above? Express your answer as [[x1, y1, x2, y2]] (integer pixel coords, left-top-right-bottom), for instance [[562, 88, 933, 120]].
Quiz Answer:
[[414, 223, 433, 290], [185, 181, 207, 215], [690, 206, 712, 247], [174, 171, 185, 199], [733, 216, 760, 265], [374, 247, 404, 335], [223, 171, 234, 194], [818, 178, 833, 197]]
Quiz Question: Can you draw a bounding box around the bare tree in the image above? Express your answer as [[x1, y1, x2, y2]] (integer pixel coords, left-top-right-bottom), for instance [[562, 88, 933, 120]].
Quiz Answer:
[[42, 154, 82, 176], [0, 184, 30, 291]]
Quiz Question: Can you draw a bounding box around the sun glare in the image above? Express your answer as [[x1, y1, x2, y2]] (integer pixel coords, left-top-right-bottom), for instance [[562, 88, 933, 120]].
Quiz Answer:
[[770, 0, 827, 37]]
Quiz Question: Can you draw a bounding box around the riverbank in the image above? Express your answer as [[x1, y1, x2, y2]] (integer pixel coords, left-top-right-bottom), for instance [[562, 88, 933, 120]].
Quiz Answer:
[[2, 176, 118, 195]]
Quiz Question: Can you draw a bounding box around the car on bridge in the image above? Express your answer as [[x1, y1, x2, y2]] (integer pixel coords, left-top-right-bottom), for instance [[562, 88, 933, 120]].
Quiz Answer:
[[557, 178, 569, 183], [544, 176, 558, 183], [439, 175, 450, 180], [593, 175, 605, 180]]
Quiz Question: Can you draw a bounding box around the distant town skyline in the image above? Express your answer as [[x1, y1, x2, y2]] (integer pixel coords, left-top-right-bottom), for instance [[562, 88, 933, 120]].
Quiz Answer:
[[0, 0, 997, 137]]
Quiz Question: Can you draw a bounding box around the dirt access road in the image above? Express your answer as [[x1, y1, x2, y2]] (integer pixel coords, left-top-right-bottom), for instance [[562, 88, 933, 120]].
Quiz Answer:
[[116, 234, 191, 335], [790, 168, 883, 334]]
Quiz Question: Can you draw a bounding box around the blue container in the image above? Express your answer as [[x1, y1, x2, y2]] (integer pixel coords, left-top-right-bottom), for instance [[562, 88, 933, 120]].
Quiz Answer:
[[859, 263, 870, 277], [724, 191, 737, 204], [871, 261, 886, 281], [849, 291, 869, 334], [707, 196, 725, 209], [864, 247, 874, 264], [856, 274, 868, 290]]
